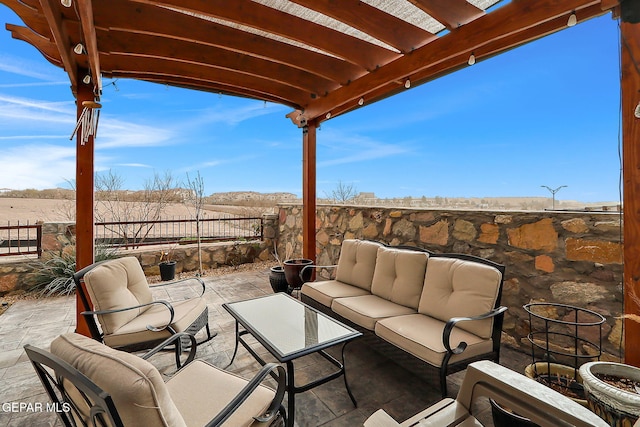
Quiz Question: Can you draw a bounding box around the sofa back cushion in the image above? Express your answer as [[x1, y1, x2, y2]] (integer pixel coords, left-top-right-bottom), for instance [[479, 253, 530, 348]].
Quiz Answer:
[[418, 257, 502, 338], [335, 240, 383, 291], [51, 333, 186, 427], [84, 257, 153, 335], [370, 247, 429, 309]]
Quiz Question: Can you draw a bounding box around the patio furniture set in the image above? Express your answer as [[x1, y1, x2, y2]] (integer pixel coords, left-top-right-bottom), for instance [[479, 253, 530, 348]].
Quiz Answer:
[[21, 241, 616, 426]]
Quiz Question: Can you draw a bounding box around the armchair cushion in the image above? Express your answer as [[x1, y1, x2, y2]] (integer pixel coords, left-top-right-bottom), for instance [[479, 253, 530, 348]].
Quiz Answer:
[[334, 239, 383, 291], [370, 247, 429, 310], [83, 256, 153, 335], [167, 360, 275, 427], [418, 257, 502, 339], [104, 297, 208, 348], [51, 333, 186, 427]]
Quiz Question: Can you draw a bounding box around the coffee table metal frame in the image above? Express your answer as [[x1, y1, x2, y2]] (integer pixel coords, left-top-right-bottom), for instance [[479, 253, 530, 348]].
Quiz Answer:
[[223, 293, 361, 427]]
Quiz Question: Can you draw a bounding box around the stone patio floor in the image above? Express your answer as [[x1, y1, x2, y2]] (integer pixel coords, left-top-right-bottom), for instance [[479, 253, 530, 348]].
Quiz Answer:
[[0, 267, 530, 426]]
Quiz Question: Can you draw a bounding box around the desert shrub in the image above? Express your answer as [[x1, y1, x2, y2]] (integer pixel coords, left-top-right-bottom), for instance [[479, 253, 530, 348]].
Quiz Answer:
[[28, 246, 120, 296]]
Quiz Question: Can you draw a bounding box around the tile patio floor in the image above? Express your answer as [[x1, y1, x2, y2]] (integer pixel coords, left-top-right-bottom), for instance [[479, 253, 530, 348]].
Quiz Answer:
[[0, 267, 530, 426]]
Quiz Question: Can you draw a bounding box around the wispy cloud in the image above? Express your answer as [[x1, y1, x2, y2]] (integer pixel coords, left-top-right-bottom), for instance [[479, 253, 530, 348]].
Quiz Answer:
[[0, 54, 63, 81], [318, 130, 411, 167], [0, 81, 68, 88], [116, 163, 153, 168], [184, 102, 288, 128], [0, 144, 76, 189]]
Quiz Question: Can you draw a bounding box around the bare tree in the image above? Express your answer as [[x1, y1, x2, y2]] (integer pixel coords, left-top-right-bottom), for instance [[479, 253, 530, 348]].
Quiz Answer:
[[326, 181, 358, 204], [184, 171, 205, 275], [95, 170, 178, 247]]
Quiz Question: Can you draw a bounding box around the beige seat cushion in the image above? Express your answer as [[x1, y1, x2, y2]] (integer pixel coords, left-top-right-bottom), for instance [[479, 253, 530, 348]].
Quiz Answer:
[[51, 333, 186, 427], [370, 247, 429, 310], [84, 257, 153, 335], [331, 294, 416, 330], [104, 297, 207, 348], [167, 360, 276, 427], [375, 314, 493, 367], [334, 239, 383, 291], [418, 257, 502, 339], [300, 280, 370, 308]]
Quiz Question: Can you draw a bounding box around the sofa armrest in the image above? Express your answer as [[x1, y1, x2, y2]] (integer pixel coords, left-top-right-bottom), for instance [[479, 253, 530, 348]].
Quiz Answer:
[[81, 300, 176, 333], [301, 264, 338, 280], [442, 306, 507, 354], [149, 276, 206, 296], [206, 363, 286, 426]]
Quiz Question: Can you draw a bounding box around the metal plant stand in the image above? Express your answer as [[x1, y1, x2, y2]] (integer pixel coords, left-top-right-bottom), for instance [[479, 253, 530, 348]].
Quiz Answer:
[[524, 302, 605, 401]]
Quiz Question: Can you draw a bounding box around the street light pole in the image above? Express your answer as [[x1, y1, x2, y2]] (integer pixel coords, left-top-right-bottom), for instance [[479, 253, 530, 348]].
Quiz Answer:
[[541, 185, 567, 210]]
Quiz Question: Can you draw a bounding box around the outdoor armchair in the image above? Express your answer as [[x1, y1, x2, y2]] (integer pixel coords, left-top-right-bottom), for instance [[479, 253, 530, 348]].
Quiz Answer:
[[25, 332, 287, 427], [363, 360, 608, 427], [73, 256, 214, 352]]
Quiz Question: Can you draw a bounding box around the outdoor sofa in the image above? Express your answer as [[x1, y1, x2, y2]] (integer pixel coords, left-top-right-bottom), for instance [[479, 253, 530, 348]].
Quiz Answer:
[[300, 239, 507, 397]]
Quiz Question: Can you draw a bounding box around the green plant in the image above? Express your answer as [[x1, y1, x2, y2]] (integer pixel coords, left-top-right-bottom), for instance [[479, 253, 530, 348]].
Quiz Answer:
[[28, 246, 120, 296]]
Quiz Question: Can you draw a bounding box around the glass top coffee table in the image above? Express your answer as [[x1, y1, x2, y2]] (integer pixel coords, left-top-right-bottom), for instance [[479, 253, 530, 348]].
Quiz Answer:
[[223, 293, 362, 427]]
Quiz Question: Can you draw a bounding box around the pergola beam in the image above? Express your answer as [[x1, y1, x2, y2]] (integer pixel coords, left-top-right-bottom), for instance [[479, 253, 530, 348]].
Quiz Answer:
[[38, 0, 77, 90], [76, 0, 101, 94], [141, 0, 400, 70], [621, 9, 640, 366]]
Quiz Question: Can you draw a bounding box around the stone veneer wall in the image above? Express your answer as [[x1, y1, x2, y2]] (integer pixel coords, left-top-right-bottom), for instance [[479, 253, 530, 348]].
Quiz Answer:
[[0, 214, 280, 295], [275, 204, 624, 360]]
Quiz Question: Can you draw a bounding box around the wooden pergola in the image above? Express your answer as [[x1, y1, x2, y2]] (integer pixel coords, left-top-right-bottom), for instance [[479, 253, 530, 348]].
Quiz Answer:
[[2, 0, 640, 363]]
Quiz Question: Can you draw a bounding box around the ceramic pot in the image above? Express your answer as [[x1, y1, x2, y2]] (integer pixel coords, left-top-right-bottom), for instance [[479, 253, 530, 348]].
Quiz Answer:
[[283, 258, 313, 292], [269, 266, 289, 293], [579, 361, 640, 427], [525, 362, 587, 407]]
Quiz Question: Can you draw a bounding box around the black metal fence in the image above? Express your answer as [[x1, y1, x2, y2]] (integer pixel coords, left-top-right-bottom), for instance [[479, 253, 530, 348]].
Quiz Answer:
[[95, 216, 264, 249], [0, 221, 42, 257]]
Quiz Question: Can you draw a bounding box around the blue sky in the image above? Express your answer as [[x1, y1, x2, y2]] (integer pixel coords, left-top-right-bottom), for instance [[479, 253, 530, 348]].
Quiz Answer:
[[0, 6, 621, 202]]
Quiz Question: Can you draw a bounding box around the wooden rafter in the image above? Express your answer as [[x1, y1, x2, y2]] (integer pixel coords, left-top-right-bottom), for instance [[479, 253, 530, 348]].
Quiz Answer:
[[38, 0, 77, 88], [94, 0, 365, 85], [288, 0, 437, 53], [99, 30, 338, 96], [76, 0, 101, 94], [139, 0, 400, 70], [409, 0, 485, 29]]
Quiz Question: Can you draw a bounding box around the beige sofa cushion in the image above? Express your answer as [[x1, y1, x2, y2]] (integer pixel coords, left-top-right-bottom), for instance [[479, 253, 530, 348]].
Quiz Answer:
[[103, 297, 207, 348], [300, 280, 370, 308], [84, 257, 153, 335], [51, 333, 186, 427], [167, 360, 276, 427], [335, 239, 383, 291], [370, 247, 429, 310], [331, 294, 416, 330], [375, 314, 493, 367], [418, 257, 502, 339]]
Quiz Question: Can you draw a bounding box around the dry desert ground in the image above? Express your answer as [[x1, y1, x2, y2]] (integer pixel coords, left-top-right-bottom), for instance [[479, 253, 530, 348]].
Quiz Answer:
[[0, 198, 268, 224]]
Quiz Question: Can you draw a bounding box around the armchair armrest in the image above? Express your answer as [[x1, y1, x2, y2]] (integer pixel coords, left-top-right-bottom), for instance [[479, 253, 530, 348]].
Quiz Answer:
[[443, 306, 508, 354], [301, 264, 338, 281], [149, 276, 206, 296], [206, 363, 287, 427], [141, 332, 197, 370], [81, 300, 176, 333]]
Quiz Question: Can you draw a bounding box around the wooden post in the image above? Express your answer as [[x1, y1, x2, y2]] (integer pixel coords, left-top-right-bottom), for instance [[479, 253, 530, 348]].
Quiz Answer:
[[74, 76, 95, 336], [622, 7, 640, 366], [302, 121, 317, 261]]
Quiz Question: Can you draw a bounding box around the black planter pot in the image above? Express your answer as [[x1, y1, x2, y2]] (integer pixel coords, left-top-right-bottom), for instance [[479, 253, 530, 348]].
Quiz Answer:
[[159, 261, 176, 281], [283, 258, 314, 292], [269, 266, 289, 293]]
